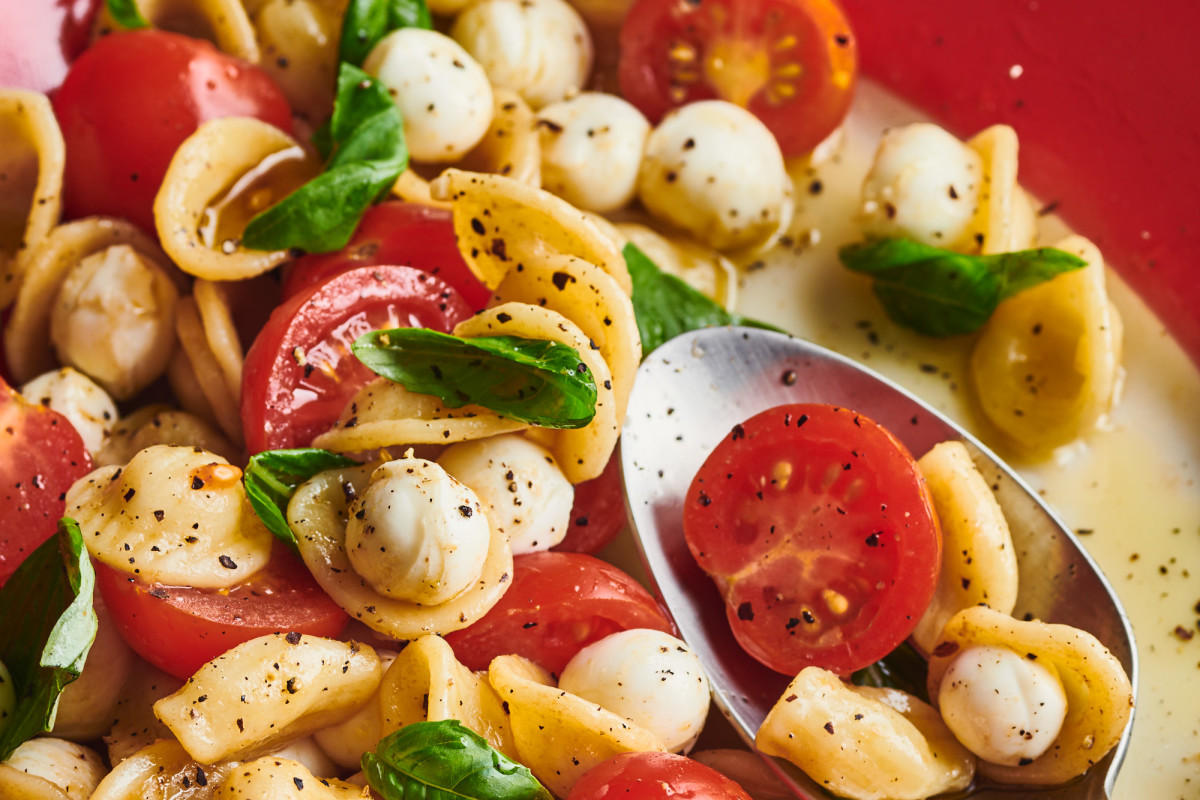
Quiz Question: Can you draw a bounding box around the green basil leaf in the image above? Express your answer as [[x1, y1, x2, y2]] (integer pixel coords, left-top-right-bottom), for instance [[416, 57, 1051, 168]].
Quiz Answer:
[[625, 242, 784, 358], [244, 449, 359, 550], [839, 238, 1087, 337], [364, 720, 552, 800], [106, 0, 152, 29], [0, 519, 98, 761], [353, 328, 597, 429], [340, 0, 433, 67], [243, 63, 407, 254], [850, 641, 930, 703]]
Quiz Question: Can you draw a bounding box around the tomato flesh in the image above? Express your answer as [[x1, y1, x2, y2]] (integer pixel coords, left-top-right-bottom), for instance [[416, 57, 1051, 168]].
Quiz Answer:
[[568, 752, 754, 800], [444, 551, 675, 676], [95, 543, 347, 679], [282, 202, 492, 311], [53, 29, 293, 235], [683, 403, 941, 676], [618, 0, 858, 156], [241, 265, 473, 454], [552, 449, 627, 555], [0, 376, 93, 585]]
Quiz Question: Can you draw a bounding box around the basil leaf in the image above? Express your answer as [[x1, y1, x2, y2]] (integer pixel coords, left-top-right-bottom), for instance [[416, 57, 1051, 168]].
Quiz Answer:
[[244, 449, 359, 550], [850, 641, 929, 703], [364, 720, 552, 800], [353, 328, 597, 429], [624, 243, 784, 358], [106, 0, 152, 29], [839, 238, 1087, 337], [242, 63, 407, 254], [0, 519, 97, 761], [340, 0, 433, 66]]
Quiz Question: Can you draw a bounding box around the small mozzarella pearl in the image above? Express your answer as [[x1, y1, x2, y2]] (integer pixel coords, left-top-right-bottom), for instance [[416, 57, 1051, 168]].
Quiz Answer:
[[21, 368, 117, 455], [364, 28, 494, 162]]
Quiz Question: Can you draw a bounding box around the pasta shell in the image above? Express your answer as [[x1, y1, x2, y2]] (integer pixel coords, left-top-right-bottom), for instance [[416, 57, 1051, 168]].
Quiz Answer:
[[246, 0, 344, 123], [102, 660, 182, 765], [969, 235, 1123, 454], [0, 89, 64, 310], [91, 739, 239, 800], [0, 765, 72, 800], [963, 125, 1038, 255], [614, 221, 739, 309], [288, 462, 514, 639], [97, 406, 239, 467], [94, 0, 260, 61], [488, 654, 665, 798], [1, 739, 106, 800], [213, 758, 368, 799], [925, 606, 1133, 786]]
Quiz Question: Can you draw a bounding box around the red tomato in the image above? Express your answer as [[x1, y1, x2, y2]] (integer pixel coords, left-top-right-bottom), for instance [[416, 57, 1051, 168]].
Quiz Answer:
[[618, 0, 858, 156], [53, 29, 293, 235], [95, 543, 348, 679], [241, 265, 473, 454], [552, 450, 626, 555], [568, 753, 753, 800], [0, 376, 93, 585], [282, 202, 491, 311], [444, 551, 675, 676], [0, 0, 100, 93], [682, 404, 940, 677]]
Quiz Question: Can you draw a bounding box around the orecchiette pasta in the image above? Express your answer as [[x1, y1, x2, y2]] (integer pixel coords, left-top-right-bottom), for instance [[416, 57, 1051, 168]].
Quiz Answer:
[[4, 217, 180, 399], [154, 634, 381, 764], [97, 406, 239, 467], [925, 606, 1133, 786], [67, 445, 274, 588], [102, 660, 182, 765], [312, 651, 398, 770], [51, 597, 137, 742], [488, 654, 666, 798], [1, 738, 107, 800], [0, 89, 64, 311], [756, 667, 975, 800], [93, 0, 260, 62], [214, 757, 369, 799], [246, 0, 346, 123], [90, 739, 238, 800], [288, 462, 515, 639], [911, 441, 1018, 654], [0, 764, 72, 800], [962, 125, 1037, 256], [613, 221, 739, 309]]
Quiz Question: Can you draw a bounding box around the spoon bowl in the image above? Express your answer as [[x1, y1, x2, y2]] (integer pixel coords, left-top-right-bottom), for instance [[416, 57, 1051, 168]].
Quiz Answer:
[[620, 326, 1136, 800]]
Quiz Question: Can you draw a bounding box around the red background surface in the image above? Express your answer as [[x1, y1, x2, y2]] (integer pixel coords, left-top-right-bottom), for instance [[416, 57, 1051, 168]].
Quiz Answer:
[[841, 0, 1200, 367]]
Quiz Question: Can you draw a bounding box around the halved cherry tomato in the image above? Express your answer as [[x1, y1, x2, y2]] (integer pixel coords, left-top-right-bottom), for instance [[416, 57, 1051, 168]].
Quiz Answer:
[[53, 29, 293, 235], [568, 752, 754, 800], [444, 551, 675, 676], [0, 375, 93, 585], [95, 543, 347, 679], [282, 202, 492, 310], [618, 0, 858, 156], [552, 450, 627, 555], [0, 0, 100, 93], [241, 265, 473, 454], [683, 404, 941, 677]]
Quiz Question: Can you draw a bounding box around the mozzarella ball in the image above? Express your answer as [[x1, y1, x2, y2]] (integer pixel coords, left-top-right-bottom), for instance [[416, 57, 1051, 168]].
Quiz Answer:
[[49, 244, 178, 400], [2, 738, 106, 800], [345, 457, 491, 604], [938, 644, 1069, 766], [364, 28, 494, 163], [559, 628, 710, 753], [860, 123, 983, 247], [537, 92, 650, 213], [20, 367, 117, 455], [638, 101, 792, 252], [437, 434, 574, 555], [450, 0, 593, 109]]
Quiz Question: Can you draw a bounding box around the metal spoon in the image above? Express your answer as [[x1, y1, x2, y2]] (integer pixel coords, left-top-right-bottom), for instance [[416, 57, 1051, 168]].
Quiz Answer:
[[620, 326, 1136, 800]]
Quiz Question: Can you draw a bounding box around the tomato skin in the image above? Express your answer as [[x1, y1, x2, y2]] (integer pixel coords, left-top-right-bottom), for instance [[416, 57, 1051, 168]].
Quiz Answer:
[[241, 265, 473, 455], [568, 752, 754, 800], [618, 0, 858, 156], [282, 202, 492, 311], [95, 543, 348, 679], [552, 449, 626, 555], [0, 376, 93, 586], [0, 0, 100, 93], [444, 551, 675, 676], [683, 404, 941, 677], [53, 30, 293, 235]]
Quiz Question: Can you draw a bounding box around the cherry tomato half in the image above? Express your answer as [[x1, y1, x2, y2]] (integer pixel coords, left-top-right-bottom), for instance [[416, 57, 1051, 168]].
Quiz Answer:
[[683, 404, 941, 677], [53, 29, 293, 235], [552, 449, 627, 555], [0, 0, 100, 93], [568, 752, 754, 800], [241, 265, 473, 454], [618, 0, 858, 156], [95, 543, 347, 679], [0, 375, 93, 585], [444, 551, 675, 676], [282, 202, 492, 311]]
